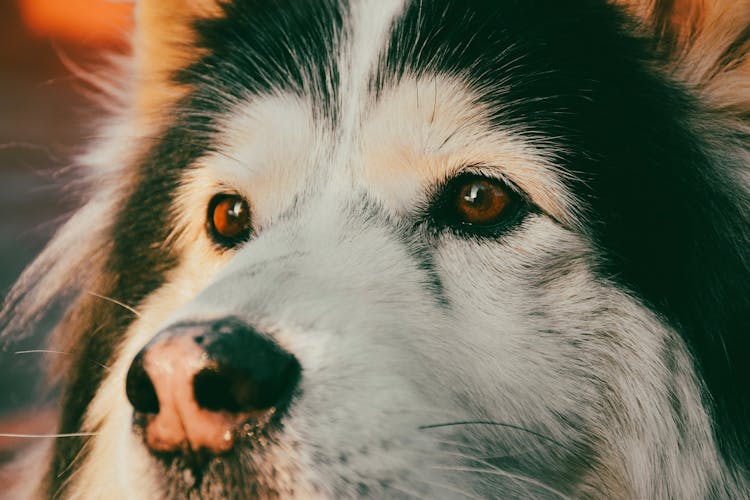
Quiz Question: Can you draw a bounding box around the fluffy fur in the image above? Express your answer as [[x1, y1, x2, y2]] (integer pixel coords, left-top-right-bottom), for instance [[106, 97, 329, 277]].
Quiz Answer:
[[2, 0, 749, 498]]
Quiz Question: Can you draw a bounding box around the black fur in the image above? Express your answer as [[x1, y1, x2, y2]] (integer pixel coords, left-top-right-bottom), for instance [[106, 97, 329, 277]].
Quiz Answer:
[[49, 123, 211, 492], [182, 0, 344, 120], [383, 0, 750, 464]]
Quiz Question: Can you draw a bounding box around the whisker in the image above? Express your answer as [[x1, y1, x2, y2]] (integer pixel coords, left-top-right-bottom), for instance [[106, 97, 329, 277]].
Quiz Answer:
[[443, 449, 514, 471], [53, 438, 92, 498], [16, 349, 69, 355], [408, 472, 482, 499], [0, 432, 98, 439], [429, 465, 569, 500], [421, 420, 611, 495], [418, 420, 605, 494], [419, 421, 565, 448], [57, 437, 93, 479], [439, 450, 535, 498], [431, 438, 488, 455], [87, 291, 141, 317], [385, 483, 426, 499], [15, 349, 111, 371]]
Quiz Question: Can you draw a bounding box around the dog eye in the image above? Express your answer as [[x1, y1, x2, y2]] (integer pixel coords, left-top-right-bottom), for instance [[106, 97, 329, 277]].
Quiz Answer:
[[432, 174, 523, 235], [207, 194, 252, 247], [455, 177, 512, 225]]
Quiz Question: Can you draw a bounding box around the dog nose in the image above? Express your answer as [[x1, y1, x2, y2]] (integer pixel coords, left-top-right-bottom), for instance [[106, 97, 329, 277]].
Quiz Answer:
[[125, 319, 301, 455]]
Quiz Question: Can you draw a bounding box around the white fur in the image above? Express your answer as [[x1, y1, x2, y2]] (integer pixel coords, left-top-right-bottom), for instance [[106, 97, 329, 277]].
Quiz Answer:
[[74, 74, 730, 500], [6, 0, 746, 498]]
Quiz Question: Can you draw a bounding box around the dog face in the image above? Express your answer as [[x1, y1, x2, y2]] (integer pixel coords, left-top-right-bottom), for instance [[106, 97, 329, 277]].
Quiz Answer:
[[3, 0, 750, 498]]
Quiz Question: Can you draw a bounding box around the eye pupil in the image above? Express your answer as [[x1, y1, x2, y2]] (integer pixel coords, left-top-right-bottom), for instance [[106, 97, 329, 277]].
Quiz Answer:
[[208, 194, 252, 247]]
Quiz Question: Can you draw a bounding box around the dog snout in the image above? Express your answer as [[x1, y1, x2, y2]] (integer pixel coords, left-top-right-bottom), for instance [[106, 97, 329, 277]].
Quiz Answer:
[[125, 319, 301, 455]]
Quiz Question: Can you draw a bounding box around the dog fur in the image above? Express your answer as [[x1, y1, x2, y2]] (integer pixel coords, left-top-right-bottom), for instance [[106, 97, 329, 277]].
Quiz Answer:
[[3, 0, 750, 498]]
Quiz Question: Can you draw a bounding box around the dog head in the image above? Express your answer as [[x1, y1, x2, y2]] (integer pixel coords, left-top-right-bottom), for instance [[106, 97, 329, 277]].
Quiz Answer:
[[3, 0, 750, 497]]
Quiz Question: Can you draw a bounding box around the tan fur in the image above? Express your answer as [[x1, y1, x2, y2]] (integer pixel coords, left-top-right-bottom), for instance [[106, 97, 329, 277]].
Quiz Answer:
[[41, 0, 227, 376], [134, 0, 222, 123], [359, 77, 579, 227], [612, 0, 750, 114]]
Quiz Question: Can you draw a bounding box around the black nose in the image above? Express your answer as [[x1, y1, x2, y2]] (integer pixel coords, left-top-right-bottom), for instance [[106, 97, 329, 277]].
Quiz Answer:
[[193, 321, 301, 413], [125, 318, 301, 454]]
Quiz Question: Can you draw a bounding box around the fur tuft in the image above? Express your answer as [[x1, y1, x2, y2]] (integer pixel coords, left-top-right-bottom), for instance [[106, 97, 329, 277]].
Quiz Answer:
[[613, 0, 750, 114]]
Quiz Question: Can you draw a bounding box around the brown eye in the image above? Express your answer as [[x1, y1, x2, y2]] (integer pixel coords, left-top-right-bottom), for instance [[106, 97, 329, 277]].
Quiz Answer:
[[207, 194, 252, 247], [430, 173, 525, 236], [455, 178, 512, 226]]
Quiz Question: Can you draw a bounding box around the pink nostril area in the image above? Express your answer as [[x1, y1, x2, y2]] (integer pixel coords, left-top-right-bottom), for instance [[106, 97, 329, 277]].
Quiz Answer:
[[139, 337, 239, 455], [125, 320, 302, 457]]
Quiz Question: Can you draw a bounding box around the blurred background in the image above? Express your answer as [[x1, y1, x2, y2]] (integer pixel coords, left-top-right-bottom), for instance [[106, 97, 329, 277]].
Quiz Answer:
[[0, 0, 132, 480]]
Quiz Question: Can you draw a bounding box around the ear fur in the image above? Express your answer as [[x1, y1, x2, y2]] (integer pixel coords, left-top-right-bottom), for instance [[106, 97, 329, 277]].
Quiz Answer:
[[614, 0, 750, 114], [134, 0, 222, 121]]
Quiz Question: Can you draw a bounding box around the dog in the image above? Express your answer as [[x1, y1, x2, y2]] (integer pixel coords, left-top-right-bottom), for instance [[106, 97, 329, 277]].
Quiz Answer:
[[2, 0, 749, 497]]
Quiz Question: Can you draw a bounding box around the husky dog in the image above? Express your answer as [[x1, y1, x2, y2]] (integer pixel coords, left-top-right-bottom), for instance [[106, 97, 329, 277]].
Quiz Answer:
[[2, 0, 749, 498]]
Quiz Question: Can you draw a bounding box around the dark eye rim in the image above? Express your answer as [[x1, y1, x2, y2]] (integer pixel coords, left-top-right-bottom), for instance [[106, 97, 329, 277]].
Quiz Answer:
[[206, 193, 253, 249], [426, 172, 531, 238]]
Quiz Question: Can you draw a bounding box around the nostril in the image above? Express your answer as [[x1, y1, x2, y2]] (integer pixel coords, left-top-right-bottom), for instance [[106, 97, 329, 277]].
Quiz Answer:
[[193, 342, 301, 414], [126, 351, 160, 414], [194, 368, 257, 413]]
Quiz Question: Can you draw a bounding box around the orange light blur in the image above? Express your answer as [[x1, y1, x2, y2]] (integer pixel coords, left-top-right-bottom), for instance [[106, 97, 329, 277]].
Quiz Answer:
[[19, 0, 133, 44]]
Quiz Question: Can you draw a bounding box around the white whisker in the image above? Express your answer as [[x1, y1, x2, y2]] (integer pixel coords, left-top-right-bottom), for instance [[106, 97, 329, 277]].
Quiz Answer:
[[57, 437, 93, 479], [439, 450, 535, 498], [0, 432, 98, 439], [385, 483, 426, 499], [16, 349, 69, 356], [86, 291, 141, 317], [407, 475, 480, 499], [15, 349, 111, 371], [429, 465, 569, 499], [431, 438, 488, 454]]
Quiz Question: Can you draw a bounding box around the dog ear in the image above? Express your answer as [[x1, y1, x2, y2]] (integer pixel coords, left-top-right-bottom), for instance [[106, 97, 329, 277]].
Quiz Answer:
[[133, 0, 222, 120], [614, 0, 750, 111]]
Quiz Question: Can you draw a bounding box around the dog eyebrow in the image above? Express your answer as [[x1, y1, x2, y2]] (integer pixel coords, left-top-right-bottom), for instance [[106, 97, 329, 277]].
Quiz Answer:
[[361, 76, 579, 229]]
